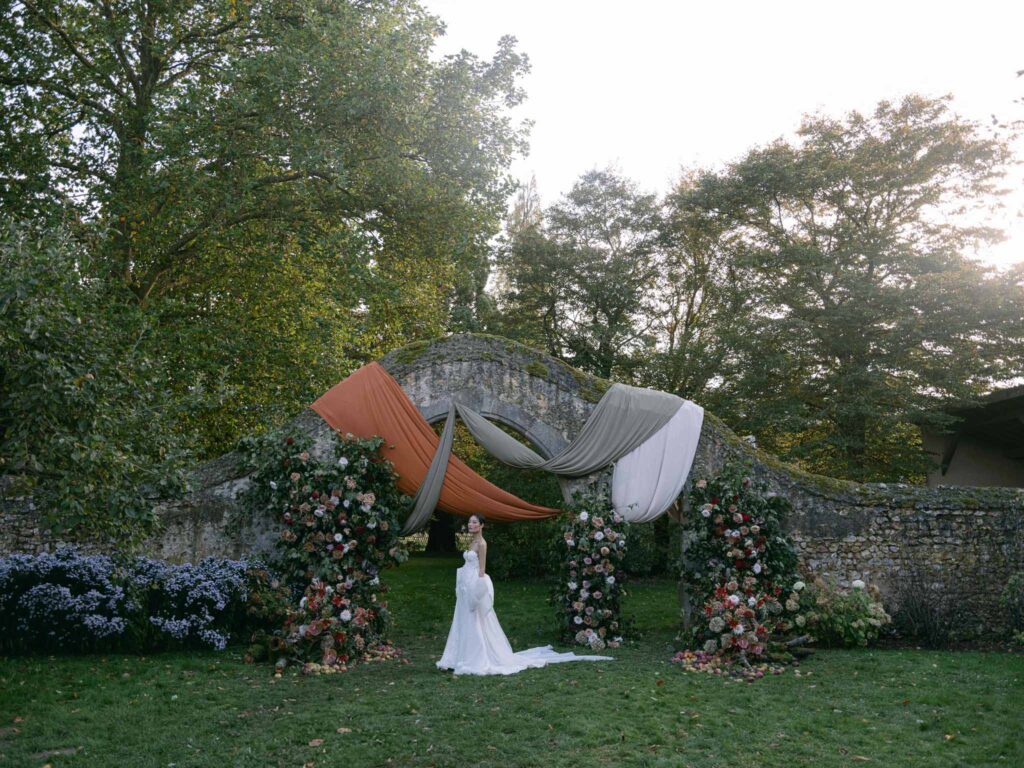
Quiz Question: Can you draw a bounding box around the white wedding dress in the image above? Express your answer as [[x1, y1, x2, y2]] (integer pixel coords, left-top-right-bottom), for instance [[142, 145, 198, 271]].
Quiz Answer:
[[436, 549, 613, 676]]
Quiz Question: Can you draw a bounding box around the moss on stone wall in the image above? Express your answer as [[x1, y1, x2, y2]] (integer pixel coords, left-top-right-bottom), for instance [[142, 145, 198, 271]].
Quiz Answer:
[[525, 361, 550, 379]]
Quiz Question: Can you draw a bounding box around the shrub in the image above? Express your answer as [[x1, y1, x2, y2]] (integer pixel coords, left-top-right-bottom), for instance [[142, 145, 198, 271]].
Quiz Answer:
[[0, 220, 191, 549], [1002, 572, 1024, 645], [0, 548, 284, 654], [801, 577, 891, 648], [483, 517, 562, 581]]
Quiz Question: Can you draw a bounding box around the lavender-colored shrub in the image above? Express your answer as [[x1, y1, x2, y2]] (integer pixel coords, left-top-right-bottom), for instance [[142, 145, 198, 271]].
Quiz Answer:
[[0, 547, 281, 654]]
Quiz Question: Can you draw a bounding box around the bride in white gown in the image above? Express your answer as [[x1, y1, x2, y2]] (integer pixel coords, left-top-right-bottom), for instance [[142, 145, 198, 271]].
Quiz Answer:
[[436, 514, 613, 676]]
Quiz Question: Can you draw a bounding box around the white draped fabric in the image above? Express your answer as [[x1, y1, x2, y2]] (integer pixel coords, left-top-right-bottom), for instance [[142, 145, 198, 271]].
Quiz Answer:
[[611, 398, 704, 523]]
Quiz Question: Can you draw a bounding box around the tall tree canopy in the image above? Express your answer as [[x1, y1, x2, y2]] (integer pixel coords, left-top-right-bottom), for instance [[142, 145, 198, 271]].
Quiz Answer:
[[676, 95, 1024, 481], [495, 169, 662, 378], [1, 0, 530, 455]]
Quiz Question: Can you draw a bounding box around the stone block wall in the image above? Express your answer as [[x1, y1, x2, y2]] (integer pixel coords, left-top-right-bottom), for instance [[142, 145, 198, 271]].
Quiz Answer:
[[2, 334, 1021, 633]]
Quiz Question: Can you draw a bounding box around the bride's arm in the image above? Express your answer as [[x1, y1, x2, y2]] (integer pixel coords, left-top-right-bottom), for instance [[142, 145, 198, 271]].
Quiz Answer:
[[477, 541, 487, 577]]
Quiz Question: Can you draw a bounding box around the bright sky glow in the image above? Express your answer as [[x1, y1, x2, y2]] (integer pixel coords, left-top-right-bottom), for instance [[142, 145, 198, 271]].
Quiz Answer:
[[423, 0, 1024, 269]]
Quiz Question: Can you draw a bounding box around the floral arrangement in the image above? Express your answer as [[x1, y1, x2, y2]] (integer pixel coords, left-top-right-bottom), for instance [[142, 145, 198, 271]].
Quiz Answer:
[[552, 488, 627, 651], [238, 428, 409, 673], [799, 577, 891, 647], [0, 547, 284, 654], [679, 463, 803, 666]]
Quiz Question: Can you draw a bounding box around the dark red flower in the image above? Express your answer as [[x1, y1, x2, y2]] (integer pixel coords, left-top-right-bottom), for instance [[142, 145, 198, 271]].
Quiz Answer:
[[311, 490, 320, 499], [286, 436, 294, 445], [711, 496, 720, 505], [734, 559, 747, 570]]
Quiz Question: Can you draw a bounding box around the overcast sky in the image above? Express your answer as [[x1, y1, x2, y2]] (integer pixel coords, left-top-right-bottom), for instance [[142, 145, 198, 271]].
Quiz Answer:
[[422, 0, 1024, 269]]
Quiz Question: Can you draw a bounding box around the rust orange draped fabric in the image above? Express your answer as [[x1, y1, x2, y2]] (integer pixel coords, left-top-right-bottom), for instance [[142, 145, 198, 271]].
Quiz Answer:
[[310, 362, 559, 522]]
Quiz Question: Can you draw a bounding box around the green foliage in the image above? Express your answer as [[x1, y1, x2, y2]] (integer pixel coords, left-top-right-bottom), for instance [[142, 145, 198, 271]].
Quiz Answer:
[[800, 578, 892, 648], [0, 221, 190, 547], [494, 169, 662, 379], [1, 0, 531, 458], [1002, 572, 1024, 645], [677, 95, 1024, 481]]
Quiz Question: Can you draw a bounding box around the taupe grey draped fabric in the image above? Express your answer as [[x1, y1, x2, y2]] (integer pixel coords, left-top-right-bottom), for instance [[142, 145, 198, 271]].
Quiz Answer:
[[399, 382, 686, 533], [454, 383, 683, 477], [402, 403, 457, 535]]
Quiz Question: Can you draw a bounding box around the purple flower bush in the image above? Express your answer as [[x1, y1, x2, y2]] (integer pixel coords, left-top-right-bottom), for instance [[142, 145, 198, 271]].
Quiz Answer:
[[0, 547, 287, 654]]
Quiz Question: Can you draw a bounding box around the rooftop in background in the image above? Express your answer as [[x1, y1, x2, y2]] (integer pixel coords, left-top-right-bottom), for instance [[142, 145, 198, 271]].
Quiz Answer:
[[922, 384, 1024, 488]]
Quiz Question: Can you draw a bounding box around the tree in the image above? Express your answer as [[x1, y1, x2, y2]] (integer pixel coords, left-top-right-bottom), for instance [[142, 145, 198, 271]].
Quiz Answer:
[[0, 221, 190, 547], [680, 95, 1024, 481], [644, 172, 749, 402], [1, 0, 531, 455], [494, 169, 662, 379]]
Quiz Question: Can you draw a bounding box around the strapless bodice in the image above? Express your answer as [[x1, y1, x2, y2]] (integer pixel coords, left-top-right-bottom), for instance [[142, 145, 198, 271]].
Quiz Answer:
[[463, 549, 479, 563]]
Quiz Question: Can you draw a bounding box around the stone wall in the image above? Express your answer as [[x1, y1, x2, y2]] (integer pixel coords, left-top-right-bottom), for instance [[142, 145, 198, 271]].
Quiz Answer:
[[2, 333, 1022, 631]]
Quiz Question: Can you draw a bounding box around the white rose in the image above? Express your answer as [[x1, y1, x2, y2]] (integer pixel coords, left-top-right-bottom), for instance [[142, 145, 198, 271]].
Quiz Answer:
[[314, 506, 325, 517], [852, 579, 866, 589], [701, 508, 711, 518], [269, 481, 278, 490], [747, 597, 757, 607], [574, 616, 584, 625], [367, 520, 377, 529], [728, 594, 740, 606], [299, 597, 308, 609], [793, 581, 806, 592], [733, 623, 745, 635], [594, 531, 605, 541], [568, 581, 578, 591], [579, 511, 589, 522], [343, 499, 350, 508], [338, 456, 349, 468], [752, 563, 762, 574], [605, 576, 615, 585], [334, 533, 343, 542], [340, 609, 352, 622]]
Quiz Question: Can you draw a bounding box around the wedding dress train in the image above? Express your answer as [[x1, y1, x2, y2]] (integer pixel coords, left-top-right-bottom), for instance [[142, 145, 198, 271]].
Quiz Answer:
[[436, 550, 613, 676]]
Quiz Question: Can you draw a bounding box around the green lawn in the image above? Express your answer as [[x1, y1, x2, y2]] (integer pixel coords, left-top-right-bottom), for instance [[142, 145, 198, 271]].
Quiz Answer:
[[1, 556, 1021, 767]]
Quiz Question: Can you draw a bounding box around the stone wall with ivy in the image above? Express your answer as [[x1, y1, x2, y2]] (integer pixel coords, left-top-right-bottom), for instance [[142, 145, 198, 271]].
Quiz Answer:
[[2, 334, 1022, 631]]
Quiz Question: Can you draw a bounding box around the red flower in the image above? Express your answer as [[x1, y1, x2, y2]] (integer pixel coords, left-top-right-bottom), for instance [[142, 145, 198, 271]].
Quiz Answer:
[[734, 559, 747, 570], [742, 513, 750, 522], [311, 491, 320, 499], [710, 496, 720, 505]]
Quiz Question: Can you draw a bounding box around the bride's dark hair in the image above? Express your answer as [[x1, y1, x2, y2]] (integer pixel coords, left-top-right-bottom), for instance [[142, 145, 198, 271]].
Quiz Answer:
[[469, 513, 486, 527]]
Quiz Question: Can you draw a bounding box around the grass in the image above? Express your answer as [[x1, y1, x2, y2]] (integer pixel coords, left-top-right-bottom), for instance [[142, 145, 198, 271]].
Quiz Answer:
[[1, 556, 1022, 767]]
